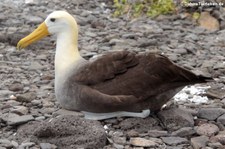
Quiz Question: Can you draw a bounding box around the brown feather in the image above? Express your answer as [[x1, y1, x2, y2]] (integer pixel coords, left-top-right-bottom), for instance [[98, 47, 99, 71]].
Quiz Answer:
[[65, 51, 212, 113]]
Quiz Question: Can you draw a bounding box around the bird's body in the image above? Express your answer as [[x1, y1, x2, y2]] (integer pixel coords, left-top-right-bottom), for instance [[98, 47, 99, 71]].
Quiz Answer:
[[17, 11, 211, 120]]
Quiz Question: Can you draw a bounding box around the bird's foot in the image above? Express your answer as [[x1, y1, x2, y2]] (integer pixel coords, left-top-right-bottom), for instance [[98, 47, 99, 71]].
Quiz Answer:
[[81, 109, 150, 120]]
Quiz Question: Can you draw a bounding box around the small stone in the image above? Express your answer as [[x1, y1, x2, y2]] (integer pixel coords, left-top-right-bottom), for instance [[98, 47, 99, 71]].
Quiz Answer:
[[9, 95, 17, 100], [191, 136, 209, 149], [7, 115, 34, 126], [16, 92, 36, 103], [210, 131, 225, 145], [35, 116, 45, 121], [39, 143, 57, 149], [217, 114, 225, 125], [197, 108, 225, 121], [161, 137, 188, 146], [196, 123, 219, 137], [208, 142, 224, 148], [171, 127, 196, 137], [9, 83, 23, 92], [130, 137, 157, 147], [127, 130, 139, 137], [0, 139, 13, 148], [158, 108, 194, 131], [147, 130, 168, 137], [112, 137, 126, 145], [198, 12, 220, 31], [19, 142, 35, 148], [28, 61, 45, 70], [11, 106, 28, 115], [11, 141, 19, 148]]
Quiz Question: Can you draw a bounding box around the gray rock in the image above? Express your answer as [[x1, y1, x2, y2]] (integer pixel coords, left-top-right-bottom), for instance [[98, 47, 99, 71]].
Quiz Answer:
[[129, 137, 157, 147], [28, 61, 45, 70], [0, 90, 14, 98], [210, 131, 225, 145], [196, 123, 219, 137], [16, 92, 36, 103], [158, 108, 194, 131], [19, 142, 35, 148], [126, 130, 139, 137], [9, 83, 23, 91], [7, 114, 34, 126], [217, 113, 225, 125], [11, 106, 28, 115], [161, 137, 188, 146], [171, 127, 196, 137], [39, 143, 57, 149], [197, 108, 225, 121], [0, 139, 13, 148], [147, 130, 168, 137], [191, 136, 209, 149], [112, 136, 126, 145], [119, 117, 159, 133], [16, 115, 106, 149]]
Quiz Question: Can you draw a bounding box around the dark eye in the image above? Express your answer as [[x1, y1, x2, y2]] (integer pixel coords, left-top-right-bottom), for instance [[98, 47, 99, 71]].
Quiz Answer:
[[50, 18, 56, 22]]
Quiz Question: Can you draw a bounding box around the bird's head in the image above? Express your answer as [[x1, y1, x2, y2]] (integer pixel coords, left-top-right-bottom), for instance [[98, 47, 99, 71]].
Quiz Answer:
[[17, 11, 78, 50]]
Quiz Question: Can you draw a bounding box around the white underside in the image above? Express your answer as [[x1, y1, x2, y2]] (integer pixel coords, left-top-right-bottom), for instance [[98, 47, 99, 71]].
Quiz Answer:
[[81, 109, 150, 120]]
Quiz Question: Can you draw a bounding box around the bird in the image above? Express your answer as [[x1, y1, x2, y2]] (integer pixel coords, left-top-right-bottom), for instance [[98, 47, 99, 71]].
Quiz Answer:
[[17, 11, 212, 120]]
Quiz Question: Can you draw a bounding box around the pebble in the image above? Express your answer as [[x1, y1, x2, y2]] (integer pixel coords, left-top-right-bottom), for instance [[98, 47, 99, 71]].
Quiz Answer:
[[158, 108, 194, 131], [129, 137, 157, 147], [11, 106, 28, 115], [16, 92, 36, 103], [196, 123, 219, 137], [39, 143, 57, 149], [147, 130, 168, 138], [7, 114, 34, 126], [161, 137, 188, 146], [8, 83, 23, 92], [126, 130, 139, 137], [171, 127, 196, 137], [191, 136, 209, 149]]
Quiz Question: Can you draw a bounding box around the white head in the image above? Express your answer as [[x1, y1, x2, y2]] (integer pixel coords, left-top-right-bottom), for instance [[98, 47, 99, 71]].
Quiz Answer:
[[17, 11, 78, 49]]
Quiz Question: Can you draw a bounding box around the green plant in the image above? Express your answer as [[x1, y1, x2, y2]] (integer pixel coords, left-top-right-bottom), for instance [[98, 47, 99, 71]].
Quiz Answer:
[[113, 0, 176, 18]]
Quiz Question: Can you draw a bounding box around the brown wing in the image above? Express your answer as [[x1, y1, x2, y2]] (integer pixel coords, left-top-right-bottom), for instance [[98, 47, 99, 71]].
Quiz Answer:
[[72, 51, 210, 112]]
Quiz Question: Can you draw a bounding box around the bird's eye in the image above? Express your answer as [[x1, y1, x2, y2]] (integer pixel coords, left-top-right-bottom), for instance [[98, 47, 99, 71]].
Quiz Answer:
[[50, 18, 56, 22]]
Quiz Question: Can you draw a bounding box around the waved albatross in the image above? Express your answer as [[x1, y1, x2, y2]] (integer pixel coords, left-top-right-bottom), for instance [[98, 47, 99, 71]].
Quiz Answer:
[[17, 11, 212, 120]]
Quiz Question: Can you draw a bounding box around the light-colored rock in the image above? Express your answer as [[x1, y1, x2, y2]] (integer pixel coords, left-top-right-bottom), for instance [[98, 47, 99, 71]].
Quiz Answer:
[[191, 136, 209, 149], [198, 12, 220, 31], [130, 137, 157, 147], [210, 131, 225, 145], [11, 106, 28, 115], [7, 115, 34, 126], [196, 123, 219, 137], [39, 143, 57, 149]]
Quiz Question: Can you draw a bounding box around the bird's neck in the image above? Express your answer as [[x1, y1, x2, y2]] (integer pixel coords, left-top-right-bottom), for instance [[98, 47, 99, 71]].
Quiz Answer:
[[55, 30, 82, 78]]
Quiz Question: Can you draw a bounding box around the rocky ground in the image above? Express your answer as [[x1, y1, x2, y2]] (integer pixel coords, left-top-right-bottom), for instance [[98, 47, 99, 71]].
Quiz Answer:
[[0, 0, 225, 148]]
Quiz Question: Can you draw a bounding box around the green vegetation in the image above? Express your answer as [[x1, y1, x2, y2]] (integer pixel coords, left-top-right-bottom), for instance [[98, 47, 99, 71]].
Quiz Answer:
[[113, 0, 176, 18]]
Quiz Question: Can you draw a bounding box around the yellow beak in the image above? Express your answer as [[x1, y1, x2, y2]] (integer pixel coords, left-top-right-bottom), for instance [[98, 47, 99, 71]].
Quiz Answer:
[[17, 22, 50, 50]]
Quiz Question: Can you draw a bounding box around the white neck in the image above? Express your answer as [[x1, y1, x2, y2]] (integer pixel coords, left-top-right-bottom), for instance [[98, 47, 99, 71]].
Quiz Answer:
[[55, 29, 82, 77]]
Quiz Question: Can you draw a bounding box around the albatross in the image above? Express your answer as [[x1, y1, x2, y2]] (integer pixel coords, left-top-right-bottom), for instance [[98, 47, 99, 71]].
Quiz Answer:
[[17, 11, 211, 120]]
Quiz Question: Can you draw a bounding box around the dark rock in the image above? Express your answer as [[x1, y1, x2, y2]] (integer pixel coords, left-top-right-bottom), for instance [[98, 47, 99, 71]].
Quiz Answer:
[[191, 136, 209, 149], [158, 108, 194, 131], [16, 92, 36, 103], [161, 137, 188, 146], [16, 115, 106, 149], [197, 108, 225, 121], [147, 130, 168, 137], [196, 123, 219, 137], [171, 127, 196, 137], [9, 83, 23, 92], [217, 114, 225, 125], [119, 117, 159, 133]]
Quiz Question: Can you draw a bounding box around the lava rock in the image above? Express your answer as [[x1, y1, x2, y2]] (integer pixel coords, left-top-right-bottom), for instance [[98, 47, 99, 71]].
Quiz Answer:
[[8, 83, 24, 92], [158, 108, 194, 131], [196, 123, 219, 137], [16, 115, 106, 149], [16, 92, 36, 103], [191, 136, 209, 149]]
